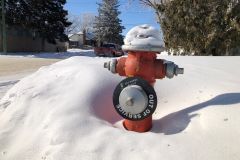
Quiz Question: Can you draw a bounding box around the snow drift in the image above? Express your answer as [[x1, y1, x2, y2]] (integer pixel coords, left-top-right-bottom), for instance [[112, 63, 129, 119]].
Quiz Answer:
[[0, 56, 240, 160]]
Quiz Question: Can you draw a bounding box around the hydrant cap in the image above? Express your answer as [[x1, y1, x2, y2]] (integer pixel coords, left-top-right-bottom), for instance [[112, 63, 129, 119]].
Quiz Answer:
[[113, 77, 158, 121], [122, 24, 165, 53], [119, 85, 148, 115]]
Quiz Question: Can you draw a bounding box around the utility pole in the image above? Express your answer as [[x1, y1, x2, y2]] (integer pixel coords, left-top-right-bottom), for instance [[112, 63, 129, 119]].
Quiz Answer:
[[1, 0, 7, 54]]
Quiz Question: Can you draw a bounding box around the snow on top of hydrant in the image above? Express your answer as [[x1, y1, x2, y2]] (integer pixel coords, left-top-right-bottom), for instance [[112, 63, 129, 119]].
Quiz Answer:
[[122, 24, 164, 52], [1, 56, 240, 160]]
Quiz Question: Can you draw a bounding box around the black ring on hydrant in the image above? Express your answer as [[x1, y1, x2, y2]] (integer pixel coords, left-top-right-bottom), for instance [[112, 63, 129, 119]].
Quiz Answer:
[[113, 77, 157, 121]]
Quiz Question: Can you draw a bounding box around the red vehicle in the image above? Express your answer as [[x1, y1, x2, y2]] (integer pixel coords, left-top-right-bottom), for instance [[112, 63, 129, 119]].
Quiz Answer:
[[94, 43, 124, 57]]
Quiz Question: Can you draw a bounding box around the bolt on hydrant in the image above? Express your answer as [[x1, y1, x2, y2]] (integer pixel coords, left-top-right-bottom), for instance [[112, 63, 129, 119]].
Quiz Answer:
[[104, 24, 184, 132]]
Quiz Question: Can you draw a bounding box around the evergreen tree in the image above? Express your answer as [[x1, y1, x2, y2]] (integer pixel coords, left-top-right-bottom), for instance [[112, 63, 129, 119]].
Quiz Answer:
[[4, 0, 71, 43], [94, 0, 125, 45], [141, 0, 240, 55]]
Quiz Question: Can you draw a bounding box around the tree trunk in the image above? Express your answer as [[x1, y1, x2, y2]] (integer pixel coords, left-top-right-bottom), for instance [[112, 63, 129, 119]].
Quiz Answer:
[[83, 29, 86, 45], [41, 38, 45, 52]]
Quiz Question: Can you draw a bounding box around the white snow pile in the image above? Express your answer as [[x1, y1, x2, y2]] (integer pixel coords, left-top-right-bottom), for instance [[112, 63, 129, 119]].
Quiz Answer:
[[0, 56, 240, 160], [122, 24, 164, 52], [8, 49, 96, 59], [30, 49, 96, 59]]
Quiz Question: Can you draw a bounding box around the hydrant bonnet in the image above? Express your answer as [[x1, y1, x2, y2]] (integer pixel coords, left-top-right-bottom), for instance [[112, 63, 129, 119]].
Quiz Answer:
[[122, 24, 165, 53]]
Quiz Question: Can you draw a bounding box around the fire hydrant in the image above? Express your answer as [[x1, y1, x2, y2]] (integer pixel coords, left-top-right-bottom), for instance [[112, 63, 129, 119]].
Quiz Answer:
[[104, 25, 184, 132]]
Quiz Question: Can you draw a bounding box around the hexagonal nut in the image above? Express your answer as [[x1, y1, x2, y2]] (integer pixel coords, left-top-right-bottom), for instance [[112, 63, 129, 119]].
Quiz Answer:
[[165, 62, 175, 78], [164, 61, 184, 78]]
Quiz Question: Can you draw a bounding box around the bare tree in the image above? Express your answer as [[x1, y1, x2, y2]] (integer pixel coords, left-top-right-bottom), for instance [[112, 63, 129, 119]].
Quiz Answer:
[[65, 14, 82, 35], [139, 0, 168, 6], [79, 13, 95, 33], [139, 0, 167, 22], [66, 13, 95, 35]]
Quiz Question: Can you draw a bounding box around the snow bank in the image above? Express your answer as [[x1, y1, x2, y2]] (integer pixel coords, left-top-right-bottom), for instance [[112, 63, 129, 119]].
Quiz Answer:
[[0, 56, 240, 160], [2, 49, 95, 59], [122, 24, 164, 52], [28, 49, 96, 59]]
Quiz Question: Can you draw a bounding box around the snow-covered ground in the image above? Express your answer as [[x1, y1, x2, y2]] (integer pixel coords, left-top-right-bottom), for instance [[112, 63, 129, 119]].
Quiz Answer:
[[0, 74, 27, 100], [4, 49, 96, 59], [29, 48, 96, 59], [0, 49, 95, 100], [0, 53, 240, 160]]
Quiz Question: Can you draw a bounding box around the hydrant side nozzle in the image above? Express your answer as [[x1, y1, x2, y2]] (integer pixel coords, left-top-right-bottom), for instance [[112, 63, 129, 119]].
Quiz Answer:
[[165, 62, 175, 79], [164, 61, 184, 78], [104, 62, 109, 69], [104, 59, 118, 73], [175, 67, 184, 75]]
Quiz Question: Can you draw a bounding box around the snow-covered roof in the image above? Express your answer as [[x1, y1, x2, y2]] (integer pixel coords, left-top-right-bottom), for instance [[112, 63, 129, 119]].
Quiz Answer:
[[68, 32, 95, 40], [68, 34, 74, 38], [77, 31, 83, 35], [68, 32, 83, 38]]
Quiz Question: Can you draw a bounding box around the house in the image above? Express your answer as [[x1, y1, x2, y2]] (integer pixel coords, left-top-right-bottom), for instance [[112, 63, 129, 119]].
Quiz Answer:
[[0, 26, 68, 52], [68, 32, 84, 48], [68, 31, 96, 48]]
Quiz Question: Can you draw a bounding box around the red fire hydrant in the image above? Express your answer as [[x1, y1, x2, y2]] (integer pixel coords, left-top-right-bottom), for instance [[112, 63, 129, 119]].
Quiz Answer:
[[104, 25, 184, 132]]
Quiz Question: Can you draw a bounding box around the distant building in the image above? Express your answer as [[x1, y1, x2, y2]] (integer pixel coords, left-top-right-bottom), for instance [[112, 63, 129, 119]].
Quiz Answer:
[[68, 31, 96, 48], [0, 26, 68, 52], [68, 32, 84, 48]]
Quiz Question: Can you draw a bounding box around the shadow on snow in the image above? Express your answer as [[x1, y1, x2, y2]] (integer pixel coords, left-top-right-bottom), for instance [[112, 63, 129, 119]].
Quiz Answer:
[[152, 93, 240, 134]]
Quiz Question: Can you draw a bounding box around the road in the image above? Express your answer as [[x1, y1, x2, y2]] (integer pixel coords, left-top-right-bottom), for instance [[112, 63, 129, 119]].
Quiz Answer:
[[0, 56, 59, 76], [0, 56, 60, 99]]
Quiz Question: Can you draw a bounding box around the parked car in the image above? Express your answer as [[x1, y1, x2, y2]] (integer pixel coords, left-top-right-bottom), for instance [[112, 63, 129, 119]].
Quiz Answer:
[[94, 43, 124, 57]]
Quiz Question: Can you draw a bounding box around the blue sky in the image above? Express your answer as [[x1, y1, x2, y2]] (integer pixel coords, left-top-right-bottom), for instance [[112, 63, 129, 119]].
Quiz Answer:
[[64, 0, 161, 35]]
